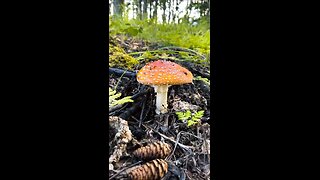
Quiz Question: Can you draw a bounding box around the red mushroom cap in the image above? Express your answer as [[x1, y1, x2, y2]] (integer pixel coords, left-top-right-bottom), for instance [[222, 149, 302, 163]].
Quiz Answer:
[[136, 60, 193, 85]]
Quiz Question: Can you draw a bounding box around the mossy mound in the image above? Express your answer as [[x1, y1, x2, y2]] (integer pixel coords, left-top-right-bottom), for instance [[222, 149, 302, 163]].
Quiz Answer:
[[109, 41, 138, 70]]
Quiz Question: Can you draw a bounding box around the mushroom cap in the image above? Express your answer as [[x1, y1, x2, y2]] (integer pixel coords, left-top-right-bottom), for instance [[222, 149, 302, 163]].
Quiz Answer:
[[136, 60, 193, 85]]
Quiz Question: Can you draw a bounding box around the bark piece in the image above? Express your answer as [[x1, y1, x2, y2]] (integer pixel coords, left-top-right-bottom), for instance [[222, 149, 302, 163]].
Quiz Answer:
[[109, 116, 133, 167]]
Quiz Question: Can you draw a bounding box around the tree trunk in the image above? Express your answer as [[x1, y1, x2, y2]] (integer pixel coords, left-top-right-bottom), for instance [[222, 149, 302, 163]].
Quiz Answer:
[[162, 0, 166, 23], [168, 0, 171, 23], [143, 0, 148, 19], [113, 0, 124, 17], [207, 0, 210, 23], [153, 0, 158, 22], [132, 1, 135, 19], [138, 0, 142, 19], [149, 0, 152, 19]]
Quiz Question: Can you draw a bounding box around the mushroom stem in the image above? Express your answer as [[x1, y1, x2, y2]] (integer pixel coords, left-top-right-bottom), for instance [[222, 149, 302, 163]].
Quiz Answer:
[[153, 85, 170, 114]]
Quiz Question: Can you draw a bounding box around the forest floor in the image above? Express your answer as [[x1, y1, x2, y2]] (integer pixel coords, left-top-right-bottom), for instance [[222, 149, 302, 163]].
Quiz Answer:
[[109, 34, 211, 180]]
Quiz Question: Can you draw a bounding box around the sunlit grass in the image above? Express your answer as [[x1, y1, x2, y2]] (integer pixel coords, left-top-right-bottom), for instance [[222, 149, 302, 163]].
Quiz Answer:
[[109, 16, 210, 59]]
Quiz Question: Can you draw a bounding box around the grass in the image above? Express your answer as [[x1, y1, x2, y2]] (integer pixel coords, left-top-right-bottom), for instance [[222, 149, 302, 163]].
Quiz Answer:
[[109, 16, 210, 62]]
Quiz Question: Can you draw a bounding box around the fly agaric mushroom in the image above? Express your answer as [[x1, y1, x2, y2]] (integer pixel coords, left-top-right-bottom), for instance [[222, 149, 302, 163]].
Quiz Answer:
[[136, 60, 193, 114]]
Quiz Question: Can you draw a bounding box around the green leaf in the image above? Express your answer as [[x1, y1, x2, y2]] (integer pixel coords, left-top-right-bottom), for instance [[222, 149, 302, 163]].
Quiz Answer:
[[187, 120, 198, 127], [124, 26, 141, 36], [191, 111, 203, 122], [109, 88, 134, 108], [176, 110, 192, 121]]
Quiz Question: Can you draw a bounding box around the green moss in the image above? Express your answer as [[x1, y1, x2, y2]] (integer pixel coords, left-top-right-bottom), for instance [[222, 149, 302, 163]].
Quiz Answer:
[[109, 43, 139, 70]]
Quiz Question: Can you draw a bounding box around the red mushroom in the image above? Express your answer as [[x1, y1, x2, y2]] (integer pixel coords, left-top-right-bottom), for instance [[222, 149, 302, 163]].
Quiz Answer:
[[136, 60, 193, 114]]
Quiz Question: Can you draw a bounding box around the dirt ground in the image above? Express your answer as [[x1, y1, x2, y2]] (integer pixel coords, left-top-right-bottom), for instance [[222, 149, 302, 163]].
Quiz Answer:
[[109, 36, 211, 180]]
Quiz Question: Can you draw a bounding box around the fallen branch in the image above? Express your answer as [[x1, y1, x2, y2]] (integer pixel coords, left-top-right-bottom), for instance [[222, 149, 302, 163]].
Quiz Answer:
[[109, 68, 136, 78]]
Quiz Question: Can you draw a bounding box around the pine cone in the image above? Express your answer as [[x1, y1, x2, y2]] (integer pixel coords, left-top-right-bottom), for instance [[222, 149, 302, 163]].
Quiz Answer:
[[133, 141, 172, 160], [128, 159, 168, 180]]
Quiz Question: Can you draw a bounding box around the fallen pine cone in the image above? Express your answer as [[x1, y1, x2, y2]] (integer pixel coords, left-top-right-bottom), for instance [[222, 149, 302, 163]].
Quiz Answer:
[[128, 159, 168, 180], [133, 141, 172, 160]]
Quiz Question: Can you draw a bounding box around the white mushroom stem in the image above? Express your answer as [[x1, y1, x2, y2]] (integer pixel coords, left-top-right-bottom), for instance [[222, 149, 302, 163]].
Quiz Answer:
[[153, 85, 171, 114]]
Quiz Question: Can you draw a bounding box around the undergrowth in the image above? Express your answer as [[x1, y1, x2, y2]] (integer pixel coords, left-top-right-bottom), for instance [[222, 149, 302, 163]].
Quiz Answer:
[[109, 16, 210, 63]]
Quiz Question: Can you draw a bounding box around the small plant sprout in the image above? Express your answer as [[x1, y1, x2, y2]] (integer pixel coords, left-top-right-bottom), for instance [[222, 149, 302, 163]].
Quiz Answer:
[[176, 110, 205, 127], [175, 110, 192, 123], [109, 88, 134, 108]]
